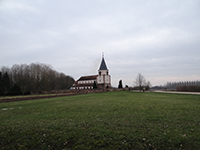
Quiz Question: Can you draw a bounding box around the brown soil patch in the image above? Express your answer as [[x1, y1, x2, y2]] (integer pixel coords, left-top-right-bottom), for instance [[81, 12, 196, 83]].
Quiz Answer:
[[0, 93, 85, 103]]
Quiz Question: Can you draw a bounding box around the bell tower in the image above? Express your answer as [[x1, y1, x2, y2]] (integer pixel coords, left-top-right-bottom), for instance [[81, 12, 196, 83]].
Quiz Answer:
[[97, 54, 111, 88]]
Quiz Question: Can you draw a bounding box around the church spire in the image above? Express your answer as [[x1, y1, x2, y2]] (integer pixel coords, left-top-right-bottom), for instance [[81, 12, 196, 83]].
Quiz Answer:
[[99, 54, 108, 70]]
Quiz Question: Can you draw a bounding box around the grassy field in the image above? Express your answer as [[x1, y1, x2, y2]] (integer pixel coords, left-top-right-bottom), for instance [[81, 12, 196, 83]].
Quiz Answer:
[[0, 91, 200, 150]]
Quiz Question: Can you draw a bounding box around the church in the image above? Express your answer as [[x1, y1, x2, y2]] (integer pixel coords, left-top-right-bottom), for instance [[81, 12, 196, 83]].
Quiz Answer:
[[72, 55, 111, 90]]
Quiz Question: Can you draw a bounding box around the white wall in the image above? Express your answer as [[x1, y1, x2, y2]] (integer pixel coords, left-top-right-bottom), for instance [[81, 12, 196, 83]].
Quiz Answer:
[[97, 70, 111, 84]]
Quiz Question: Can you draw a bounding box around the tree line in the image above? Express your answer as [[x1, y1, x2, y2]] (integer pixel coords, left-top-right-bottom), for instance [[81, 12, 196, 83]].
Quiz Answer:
[[166, 81, 200, 92], [0, 63, 75, 96], [166, 81, 200, 89]]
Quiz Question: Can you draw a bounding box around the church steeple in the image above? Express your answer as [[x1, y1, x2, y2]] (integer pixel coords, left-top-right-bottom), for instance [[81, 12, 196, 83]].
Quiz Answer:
[[97, 53, 111, 88], [99, 54, 108, 70]]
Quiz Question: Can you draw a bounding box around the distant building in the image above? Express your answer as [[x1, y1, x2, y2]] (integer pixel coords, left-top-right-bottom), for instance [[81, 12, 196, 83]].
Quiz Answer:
[[72, 55, 111, 90]]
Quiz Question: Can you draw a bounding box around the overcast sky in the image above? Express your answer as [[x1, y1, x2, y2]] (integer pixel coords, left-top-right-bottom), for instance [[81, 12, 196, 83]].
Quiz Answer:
[[0, 0, 200, 87]]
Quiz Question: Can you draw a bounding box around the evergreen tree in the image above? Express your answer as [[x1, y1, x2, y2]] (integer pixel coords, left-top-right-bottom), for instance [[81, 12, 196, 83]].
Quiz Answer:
[[0, 72, 3, 96], [2, 72, 10, 95], [118, 80, 123, 89], [93, 81, 97, 89]]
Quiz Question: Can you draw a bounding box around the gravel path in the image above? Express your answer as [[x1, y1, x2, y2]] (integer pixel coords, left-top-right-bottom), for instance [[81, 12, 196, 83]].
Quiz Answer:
[[153, 90, 200, 95]]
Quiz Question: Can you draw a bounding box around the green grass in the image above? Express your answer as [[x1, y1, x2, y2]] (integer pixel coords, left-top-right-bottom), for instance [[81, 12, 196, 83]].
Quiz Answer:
[[0, 91, 200, 150]]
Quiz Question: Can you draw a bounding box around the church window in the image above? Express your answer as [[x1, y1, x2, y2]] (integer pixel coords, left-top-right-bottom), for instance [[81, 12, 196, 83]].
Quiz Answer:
[[99, 71, 101, 75]]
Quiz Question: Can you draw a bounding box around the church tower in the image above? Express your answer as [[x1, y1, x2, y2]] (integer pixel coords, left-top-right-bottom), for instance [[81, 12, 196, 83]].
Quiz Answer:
[[97, 55, 111, 88]]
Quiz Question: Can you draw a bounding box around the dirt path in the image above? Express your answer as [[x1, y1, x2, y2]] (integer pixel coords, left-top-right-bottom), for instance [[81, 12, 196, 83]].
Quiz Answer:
[[153, 90, 200, 95], [0, 93, 86, 103]]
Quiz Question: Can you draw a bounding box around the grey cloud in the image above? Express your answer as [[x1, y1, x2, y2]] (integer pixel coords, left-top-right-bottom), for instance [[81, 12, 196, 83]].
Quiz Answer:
[[0, 0, 200, 87]]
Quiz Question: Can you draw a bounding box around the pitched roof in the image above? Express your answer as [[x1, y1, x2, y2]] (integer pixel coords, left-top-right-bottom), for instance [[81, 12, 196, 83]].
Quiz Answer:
[[78, 75, 98, 81], [72, 75, 97, 87], [99, 57, 108, 70]]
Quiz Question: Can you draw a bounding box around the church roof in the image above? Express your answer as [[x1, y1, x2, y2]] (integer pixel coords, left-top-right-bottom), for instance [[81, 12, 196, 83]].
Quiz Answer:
[[78, 75, 98, 81], [72, 75, 98, 87], [99, 57, 108, 70]]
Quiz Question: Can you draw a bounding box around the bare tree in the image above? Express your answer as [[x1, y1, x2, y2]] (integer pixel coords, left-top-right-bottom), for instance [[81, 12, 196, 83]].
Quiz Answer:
[[145, 80, 152, 91], [134, 73, 146, 92]]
